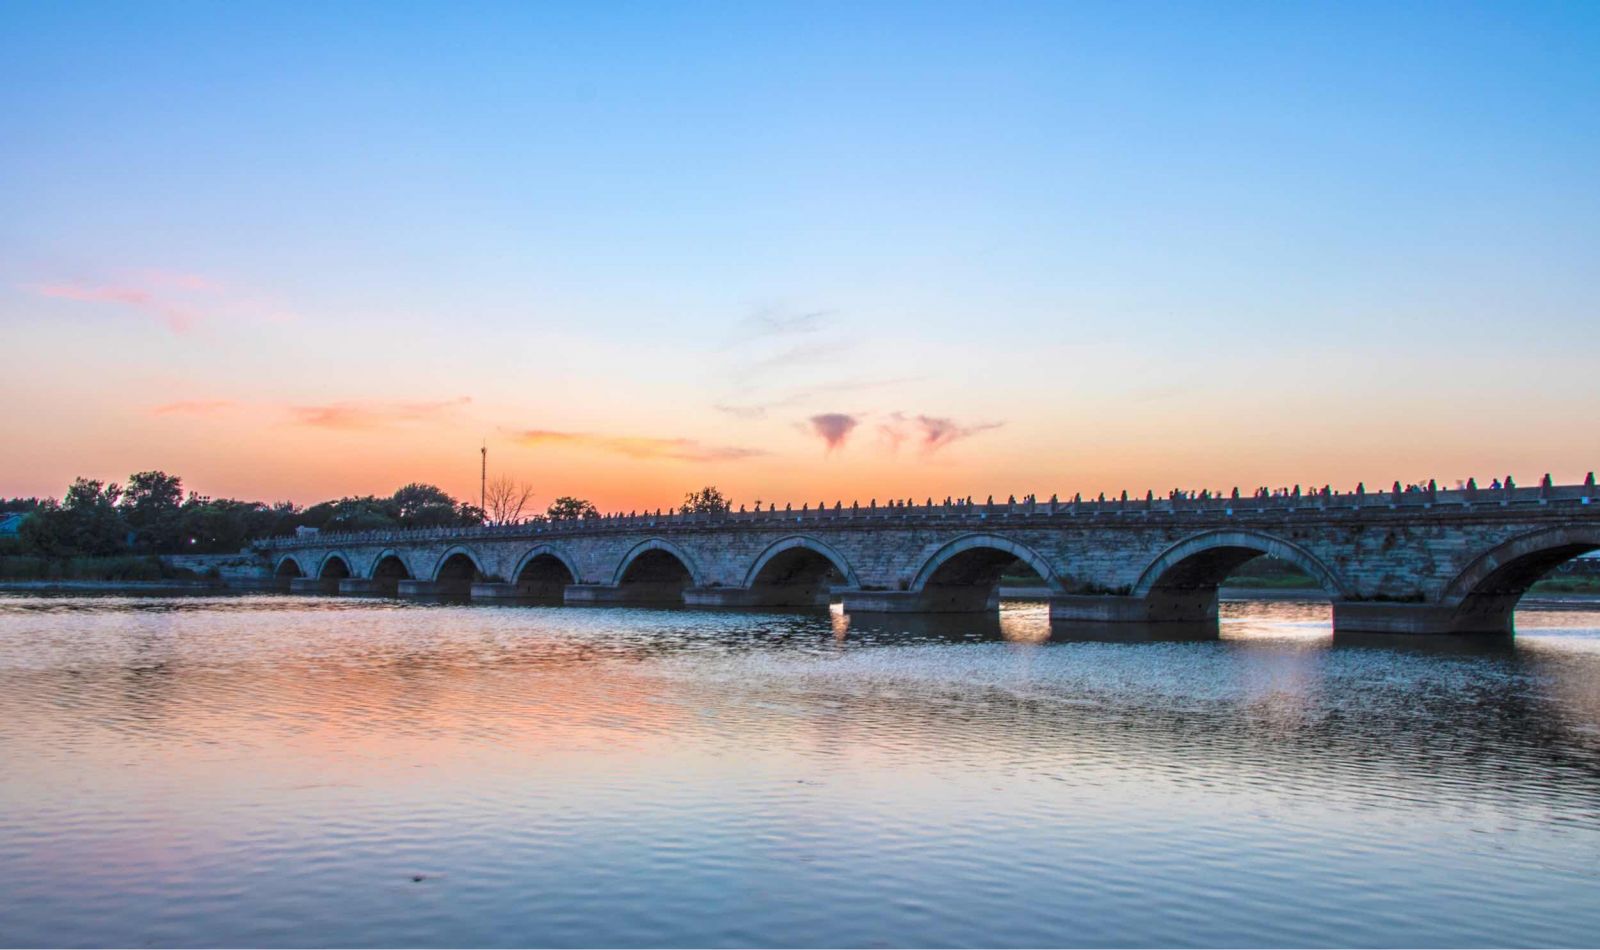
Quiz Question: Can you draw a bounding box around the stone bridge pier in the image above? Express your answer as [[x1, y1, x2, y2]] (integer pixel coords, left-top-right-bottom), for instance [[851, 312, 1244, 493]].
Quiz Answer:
[[256, 478, 1600, 636]]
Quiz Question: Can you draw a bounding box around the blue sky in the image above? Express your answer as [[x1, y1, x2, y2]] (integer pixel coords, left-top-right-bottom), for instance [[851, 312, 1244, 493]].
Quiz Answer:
[[2, 1, 1597, 506]]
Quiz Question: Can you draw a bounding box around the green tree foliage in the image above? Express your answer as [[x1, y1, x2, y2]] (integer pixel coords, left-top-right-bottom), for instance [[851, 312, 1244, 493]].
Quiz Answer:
[[21, 479, 128, 557], [0, 497, 48, 514], [7, 473, 486, 561], [121, 470, 185, 551], [547, 496, 599, 521], [391, 482, 470, 527], [681, 486, 732, 514], [176, 497, 283, 553], [295, 485, 482, 535]]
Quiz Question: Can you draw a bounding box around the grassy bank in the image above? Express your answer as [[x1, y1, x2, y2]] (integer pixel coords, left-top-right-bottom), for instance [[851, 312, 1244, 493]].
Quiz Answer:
[[0, 555, 188, 582]]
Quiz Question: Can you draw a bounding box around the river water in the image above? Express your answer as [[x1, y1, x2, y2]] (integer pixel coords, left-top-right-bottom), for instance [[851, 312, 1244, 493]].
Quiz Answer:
[[0, 594, 1597, 947]]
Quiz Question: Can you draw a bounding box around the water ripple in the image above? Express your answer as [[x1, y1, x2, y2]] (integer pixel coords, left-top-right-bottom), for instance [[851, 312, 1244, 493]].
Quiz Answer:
[[0, 593, 1597, 946]]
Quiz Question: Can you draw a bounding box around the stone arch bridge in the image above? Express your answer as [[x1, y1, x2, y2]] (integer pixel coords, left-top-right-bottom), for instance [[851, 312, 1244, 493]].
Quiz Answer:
[[257, 479, 1600, 635]]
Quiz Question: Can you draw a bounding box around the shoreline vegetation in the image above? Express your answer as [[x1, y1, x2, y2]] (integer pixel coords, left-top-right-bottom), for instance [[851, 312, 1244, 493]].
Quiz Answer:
[[0, 554, 197, 583], [0, 470, 608, 581]]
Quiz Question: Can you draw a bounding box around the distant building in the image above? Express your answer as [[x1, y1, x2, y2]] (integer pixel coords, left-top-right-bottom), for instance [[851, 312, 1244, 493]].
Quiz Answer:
[[0, 512, 27, 537], [295, 525, 320, 538]]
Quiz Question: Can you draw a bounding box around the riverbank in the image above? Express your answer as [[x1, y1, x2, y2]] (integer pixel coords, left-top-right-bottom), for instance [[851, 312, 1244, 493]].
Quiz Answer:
[[0, 578, 276, 594], [0, 579, 224, 593]]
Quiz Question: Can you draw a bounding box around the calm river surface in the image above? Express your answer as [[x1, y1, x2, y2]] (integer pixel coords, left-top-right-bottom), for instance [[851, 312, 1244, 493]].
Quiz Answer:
[[1, 594, 1598, 948]]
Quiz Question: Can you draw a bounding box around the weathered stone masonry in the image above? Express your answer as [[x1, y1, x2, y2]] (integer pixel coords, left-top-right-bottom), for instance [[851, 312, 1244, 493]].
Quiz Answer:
[[256, 480, 1600, 635]]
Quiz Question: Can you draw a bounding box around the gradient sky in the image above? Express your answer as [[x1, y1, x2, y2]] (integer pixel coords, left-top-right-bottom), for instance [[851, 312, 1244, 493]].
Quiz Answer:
[[3, 1, 1597, 512]]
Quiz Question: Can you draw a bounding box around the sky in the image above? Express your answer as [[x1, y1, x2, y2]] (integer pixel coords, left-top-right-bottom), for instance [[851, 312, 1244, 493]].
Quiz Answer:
[[3, 0, 1597, 512]]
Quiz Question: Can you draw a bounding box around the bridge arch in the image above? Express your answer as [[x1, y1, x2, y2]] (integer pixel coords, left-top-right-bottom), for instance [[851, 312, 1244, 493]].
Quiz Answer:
[[432, 545, 488, 584], [317, 552, 354, 580], [742, 536, 859, 607], [1132, 530, 1349, 623], [608, 539, 703, 605], [1442, 526, 1600, 630], [611, 539, 704, 588], [912, 534, 1062, 594], [743, 536, 861, 589], [511, 545, 580, 599], [369, 550, 412, 581], [274, 555, 304, 578]]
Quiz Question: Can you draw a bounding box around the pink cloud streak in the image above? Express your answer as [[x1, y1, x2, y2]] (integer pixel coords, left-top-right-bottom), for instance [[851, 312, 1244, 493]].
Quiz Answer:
[[150, 399, 237, 416], [29, 281, 199, 333], [513, 429, 764, 462], [288, 397, 473, 430]]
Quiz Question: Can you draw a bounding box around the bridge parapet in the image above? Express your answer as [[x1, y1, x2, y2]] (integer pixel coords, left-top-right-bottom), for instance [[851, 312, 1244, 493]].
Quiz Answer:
[[255, 478, 1596, 552]]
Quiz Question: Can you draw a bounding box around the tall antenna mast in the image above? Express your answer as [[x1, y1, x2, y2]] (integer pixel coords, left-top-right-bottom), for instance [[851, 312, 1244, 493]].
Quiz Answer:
[[480, 439, 487, 518]]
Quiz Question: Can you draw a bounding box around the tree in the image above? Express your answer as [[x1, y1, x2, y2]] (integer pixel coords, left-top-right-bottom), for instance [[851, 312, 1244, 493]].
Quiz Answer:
[[389, 483, 482, 528], [484, 475, 536, 525], [390, 483, 453, 519], [681, 485, 731, 514], [0, 497, 48, 514], [547, 496, 598, 522], [22, 478, 127, 556], [176, 497, 280, 553], [65, 477, 121, 511], [121, 470, 184, 551]]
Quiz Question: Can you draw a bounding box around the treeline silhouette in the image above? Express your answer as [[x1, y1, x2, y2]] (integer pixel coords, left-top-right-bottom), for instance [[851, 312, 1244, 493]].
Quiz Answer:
[[1, 471, 486, 559]]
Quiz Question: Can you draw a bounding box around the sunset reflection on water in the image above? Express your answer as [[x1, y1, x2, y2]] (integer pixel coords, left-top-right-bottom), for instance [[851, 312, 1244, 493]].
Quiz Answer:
[[1, 594, 1598, 947]]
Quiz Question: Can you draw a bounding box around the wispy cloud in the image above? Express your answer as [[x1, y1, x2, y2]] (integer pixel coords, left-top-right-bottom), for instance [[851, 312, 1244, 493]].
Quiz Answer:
[[133, 269, 219, 292], [512, 429, 765, 462], [289, 397, 472, 430], [150, 399, 237, 416], [738, 305, 833, 340], [745, 340, 850, 373], [30, 282, 199, 333], [713, 403, 772, 420], [917, 415, 1004, 451], [808, 413, 859, 452], [25, 268, 296, 334], [878, 412, 1004, 454], [716, 375, 927, 421]]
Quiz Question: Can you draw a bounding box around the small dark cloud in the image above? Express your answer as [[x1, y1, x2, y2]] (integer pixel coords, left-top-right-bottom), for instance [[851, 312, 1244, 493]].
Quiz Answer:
[[808, 413, 859, 452], [878, 412, 1003, 454], [916, 415, 1004, 452]]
